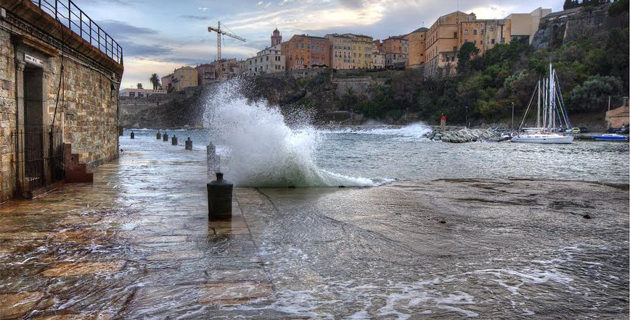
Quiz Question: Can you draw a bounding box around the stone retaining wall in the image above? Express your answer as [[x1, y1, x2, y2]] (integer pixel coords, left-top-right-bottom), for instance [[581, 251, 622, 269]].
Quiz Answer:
[[0, 1, 123, 200]]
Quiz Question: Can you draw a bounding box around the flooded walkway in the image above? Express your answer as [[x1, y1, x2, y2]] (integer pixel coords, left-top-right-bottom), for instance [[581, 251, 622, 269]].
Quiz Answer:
[[0, 139, 272, 319], [0, 135, 628, 319]]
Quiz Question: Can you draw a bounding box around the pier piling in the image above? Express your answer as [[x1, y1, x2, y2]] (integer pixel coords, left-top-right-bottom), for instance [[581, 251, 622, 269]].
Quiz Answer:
[[185, 137, 193, 150], [163, 133, 168, 141], [207, 172, 232, 220], [157, 131, 162, 139], [172, 136, 178, 145], [130, 131, 135, 139]]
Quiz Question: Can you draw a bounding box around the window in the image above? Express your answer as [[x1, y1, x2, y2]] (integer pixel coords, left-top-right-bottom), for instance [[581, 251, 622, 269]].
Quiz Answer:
[[453, 46, 457, 52], [464, 29, 468, 35], [481, 29, 484, 35], [454, 32, 458, 38], [473, 29, 477, 35], [490, 26, 494, 31]]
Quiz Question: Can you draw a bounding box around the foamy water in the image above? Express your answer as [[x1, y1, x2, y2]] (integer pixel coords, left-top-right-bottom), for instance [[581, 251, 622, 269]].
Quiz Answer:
[[202, 79, 380, 187]]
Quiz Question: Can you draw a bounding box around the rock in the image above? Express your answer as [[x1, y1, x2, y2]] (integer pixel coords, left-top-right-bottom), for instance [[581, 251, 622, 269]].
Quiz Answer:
[[440, 128, 501, 143]]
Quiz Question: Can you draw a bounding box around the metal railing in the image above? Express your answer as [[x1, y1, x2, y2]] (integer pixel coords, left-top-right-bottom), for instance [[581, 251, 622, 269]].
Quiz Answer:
[[30, 0, 123, 64]]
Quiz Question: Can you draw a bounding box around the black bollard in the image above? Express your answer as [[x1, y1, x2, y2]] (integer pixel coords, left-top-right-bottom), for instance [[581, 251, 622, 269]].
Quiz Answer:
[[172, 135, 178, 145], [185, 137, 193, 150], [207, 173, 232, 220], [163, 133, 168, 141], [156, 131, 162, 139], [130, 131, 135, 139]]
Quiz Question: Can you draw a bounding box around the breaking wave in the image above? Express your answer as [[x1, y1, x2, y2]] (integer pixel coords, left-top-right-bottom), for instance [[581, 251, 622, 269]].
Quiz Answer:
[[202, 79, 375, 187]]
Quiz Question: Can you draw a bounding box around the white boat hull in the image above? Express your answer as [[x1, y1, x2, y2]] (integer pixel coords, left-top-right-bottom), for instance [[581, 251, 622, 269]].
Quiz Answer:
[[511, 134, 574, 144]]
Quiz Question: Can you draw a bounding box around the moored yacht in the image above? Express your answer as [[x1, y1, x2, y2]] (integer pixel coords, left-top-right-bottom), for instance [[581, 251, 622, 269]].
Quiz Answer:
[[511, 63, 573, 144]]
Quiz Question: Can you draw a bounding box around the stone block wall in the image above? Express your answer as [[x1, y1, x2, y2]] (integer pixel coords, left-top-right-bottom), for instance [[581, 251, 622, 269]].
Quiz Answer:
[[0, 0, 123, 201], [0, 28, 17, 202], [52, 56, 119, 167]]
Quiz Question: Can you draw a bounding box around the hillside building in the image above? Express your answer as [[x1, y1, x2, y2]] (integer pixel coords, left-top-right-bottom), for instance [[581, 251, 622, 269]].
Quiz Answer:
[[507, 7, 551, 44], [406, 27, 428, 69], [244, 44, 285, 76], [326, 33, 374, 69], [281, 34, 328, 70], [172, 66, 198, 91]]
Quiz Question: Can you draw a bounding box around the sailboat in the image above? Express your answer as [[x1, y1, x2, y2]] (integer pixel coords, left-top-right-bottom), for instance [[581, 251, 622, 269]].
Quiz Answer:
[[511, 63, 574, 144]]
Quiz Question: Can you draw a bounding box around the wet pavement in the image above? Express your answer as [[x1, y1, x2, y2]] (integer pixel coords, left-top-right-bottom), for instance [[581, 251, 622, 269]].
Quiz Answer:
[[0, 135, 628, 319]]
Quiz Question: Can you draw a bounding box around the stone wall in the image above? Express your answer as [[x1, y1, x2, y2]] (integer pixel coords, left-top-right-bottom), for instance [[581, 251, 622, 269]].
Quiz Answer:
[[0, 0, 123, 201], [55, 55, 120, 167], [0, 28, 17, 202]]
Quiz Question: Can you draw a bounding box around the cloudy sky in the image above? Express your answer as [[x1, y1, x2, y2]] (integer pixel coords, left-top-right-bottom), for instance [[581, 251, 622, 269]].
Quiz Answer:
[[72, 0, 564, 88]]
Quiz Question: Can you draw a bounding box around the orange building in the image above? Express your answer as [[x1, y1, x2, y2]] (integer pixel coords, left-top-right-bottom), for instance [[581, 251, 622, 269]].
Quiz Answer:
[[459, 19, 511, 55], [425, 11, 475, 77], [406, 27, 428, 69], [381, 36, 408, 68], [281, 34, 329, 70]]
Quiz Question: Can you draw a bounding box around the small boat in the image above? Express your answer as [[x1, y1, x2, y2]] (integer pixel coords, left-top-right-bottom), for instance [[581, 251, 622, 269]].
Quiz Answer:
[[512, 133, 574, 144], [512, 63, 573, 144], [593, 134, 629, 141]]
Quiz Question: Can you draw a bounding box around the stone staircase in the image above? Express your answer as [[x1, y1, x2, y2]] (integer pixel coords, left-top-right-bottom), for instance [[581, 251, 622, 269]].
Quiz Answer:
[[63, 144, 93, 183]]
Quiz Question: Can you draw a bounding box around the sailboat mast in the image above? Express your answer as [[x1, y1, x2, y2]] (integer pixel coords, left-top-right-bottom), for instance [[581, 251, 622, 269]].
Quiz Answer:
[[550, 64, 555, 130], [542, 78, 547, 130], [536, 80, 540, 128]]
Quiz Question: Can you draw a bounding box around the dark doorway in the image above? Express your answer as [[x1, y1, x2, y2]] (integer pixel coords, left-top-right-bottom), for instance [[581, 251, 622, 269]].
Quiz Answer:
[[23, 67, 45, 192]]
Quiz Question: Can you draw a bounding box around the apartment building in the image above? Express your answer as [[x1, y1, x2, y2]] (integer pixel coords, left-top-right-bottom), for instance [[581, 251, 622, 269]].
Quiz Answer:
[[326, 33, 373, 69], [161, 74, 173, 92], [281, 34, 328, 70], [172, 66, 198, 91], [425, 11, 476, 77], [459, 19, 511, 55], [506, 7, 551, 44], [195, 63, 215, 86], [244, 44, 285, 76], [382, 36, 408, 69], [407, 27, 428, 69], [372, 42, 385, 69]]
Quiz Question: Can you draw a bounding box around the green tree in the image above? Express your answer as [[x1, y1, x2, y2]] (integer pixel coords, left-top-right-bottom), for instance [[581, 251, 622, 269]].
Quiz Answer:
[[567, 75, 623, 111], [149, 73, 160, 90], [457, 42, 479, 74], [609, 0, 628, 15]]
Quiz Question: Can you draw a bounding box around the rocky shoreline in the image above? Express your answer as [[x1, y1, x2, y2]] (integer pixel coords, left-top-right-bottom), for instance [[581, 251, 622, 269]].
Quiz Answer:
[[427, 128, 510, 143]]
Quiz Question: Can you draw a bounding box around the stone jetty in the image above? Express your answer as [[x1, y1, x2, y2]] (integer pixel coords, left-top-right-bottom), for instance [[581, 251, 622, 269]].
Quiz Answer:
[[431, 128, 503, 143]]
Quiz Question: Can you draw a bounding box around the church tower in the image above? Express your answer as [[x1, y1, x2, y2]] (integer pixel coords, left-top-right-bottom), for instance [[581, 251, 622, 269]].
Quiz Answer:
[[271, 28, 282, 47]]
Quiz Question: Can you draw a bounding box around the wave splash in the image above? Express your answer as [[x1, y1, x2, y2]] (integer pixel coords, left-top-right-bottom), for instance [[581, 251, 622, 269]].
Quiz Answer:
[[203, 79, 375, 187]]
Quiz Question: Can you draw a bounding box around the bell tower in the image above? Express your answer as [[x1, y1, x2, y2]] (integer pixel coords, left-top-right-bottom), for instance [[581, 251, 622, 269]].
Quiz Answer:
[[271, 28, 282, 47]]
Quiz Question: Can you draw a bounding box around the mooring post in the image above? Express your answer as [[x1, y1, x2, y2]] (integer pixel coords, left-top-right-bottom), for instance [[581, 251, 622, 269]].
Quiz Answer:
[[130, 131, 135, 139], [207, 172, 232, 220], [163, 132, 168, 141], [207, 143, 220, 173], [185, 137, 193, 150], [172, 135, 178, 145], [156, 131, 161, 139]]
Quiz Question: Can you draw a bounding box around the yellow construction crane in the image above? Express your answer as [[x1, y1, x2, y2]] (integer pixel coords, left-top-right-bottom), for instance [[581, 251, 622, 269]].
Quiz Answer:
[[208, 21, 246, 81]]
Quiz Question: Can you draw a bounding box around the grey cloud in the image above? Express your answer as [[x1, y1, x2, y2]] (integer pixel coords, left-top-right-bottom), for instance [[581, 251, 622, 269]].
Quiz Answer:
[[119, 41, 172, 57], [180, 15, 211, 21], [98, 20, 160, 38], [339, 0, 364, 8]]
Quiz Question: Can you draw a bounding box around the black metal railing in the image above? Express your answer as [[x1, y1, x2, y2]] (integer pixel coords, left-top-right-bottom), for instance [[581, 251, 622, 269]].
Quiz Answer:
[[30, 0, 123, 64]]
